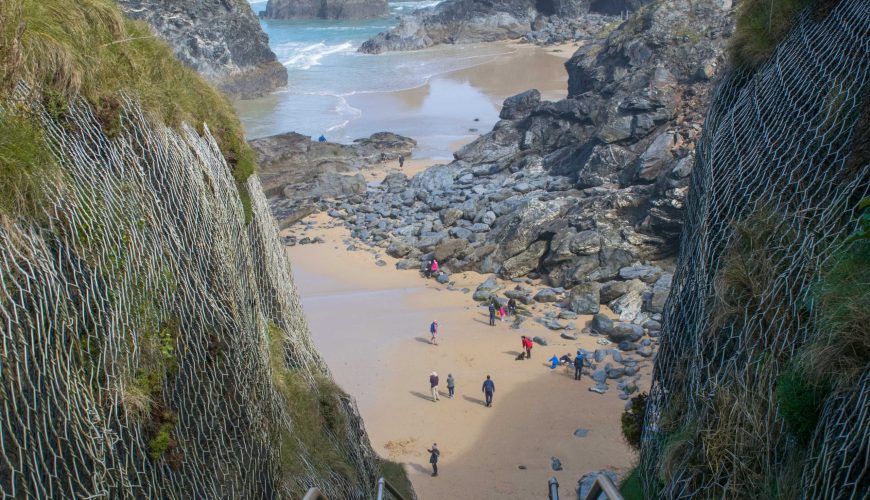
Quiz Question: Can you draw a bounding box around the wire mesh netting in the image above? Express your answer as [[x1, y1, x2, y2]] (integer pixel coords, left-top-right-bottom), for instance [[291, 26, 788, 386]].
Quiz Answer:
[[639, 0, 869, 498], [0, 88, 380, 498]]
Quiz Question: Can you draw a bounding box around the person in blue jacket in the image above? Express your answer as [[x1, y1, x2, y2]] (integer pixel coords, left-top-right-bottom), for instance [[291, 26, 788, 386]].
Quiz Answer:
[[549, 354, 560, 369], [481, 375, 495, 407], [574, 351, 585, 380]]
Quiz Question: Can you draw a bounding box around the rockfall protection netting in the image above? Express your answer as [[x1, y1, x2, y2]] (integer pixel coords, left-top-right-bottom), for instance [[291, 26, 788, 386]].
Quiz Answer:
[[639, 0, 869, 498], [0, 88, 380, 498]]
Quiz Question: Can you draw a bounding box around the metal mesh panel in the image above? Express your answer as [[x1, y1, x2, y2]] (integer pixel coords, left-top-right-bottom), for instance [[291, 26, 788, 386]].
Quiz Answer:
[[639, 0, 869, 497], [0, 89, 379, 498]]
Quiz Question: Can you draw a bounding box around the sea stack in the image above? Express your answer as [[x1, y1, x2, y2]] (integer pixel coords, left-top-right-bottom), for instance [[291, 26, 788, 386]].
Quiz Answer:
[[262, 0, 389, 20]]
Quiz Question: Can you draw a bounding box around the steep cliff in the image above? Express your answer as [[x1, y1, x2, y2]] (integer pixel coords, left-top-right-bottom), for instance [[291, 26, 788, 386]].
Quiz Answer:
[[0, 0, 386, 497], [638, 0, 869, 497], [117, 0, 288, 99], [262, 0, 389, 20]]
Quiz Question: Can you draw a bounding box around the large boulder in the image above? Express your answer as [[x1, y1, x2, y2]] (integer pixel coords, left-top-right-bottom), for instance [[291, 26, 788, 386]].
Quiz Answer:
[[501, 240, 548, 278], [589, 313, 614, 334], [433, 238, 470, 262], [646, 272, 673, 313], [609, 322, 644, 343], [565, 282, 601, 314]]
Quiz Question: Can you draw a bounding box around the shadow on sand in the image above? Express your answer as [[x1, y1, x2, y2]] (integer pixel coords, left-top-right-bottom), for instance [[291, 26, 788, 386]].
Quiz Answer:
[[410, 390, 438, 402], [462, 394, 486, 406], [415, 336, 434, 344]]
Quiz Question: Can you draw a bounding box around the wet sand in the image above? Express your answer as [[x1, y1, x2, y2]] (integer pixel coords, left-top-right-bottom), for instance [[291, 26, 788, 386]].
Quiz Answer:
[[284, 212, 649, 499], [343, 42, 571, 159]]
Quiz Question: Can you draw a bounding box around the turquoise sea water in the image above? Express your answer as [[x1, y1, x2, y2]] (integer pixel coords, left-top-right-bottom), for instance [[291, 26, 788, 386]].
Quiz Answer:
[[238, 1, 515, 158]]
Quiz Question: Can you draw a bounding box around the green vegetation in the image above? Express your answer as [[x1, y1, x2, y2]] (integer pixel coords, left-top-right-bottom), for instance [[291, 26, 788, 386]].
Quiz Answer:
[[621, 392, 647, 451], [0, 112, 61, 219], [379, 460, 415, 500], [797, 206, 870, 387], [730, 0, 838, 68], [0, 0, 256, 222], [268, 323, 359, 494], [619, 467, 643, 500], [775, 367, 827, 444]]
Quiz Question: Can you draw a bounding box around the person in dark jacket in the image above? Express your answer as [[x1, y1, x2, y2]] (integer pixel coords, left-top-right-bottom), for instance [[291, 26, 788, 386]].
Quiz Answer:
[[488, 302, 496, 326], [427, 443, 440, 476], [446, 373, 455, 398], [574, 352, 584, 380], [399, 154, 405, 169], [481, 375, 495, 407], [430, 371, 440, 401], [507, 298, 517, 316]]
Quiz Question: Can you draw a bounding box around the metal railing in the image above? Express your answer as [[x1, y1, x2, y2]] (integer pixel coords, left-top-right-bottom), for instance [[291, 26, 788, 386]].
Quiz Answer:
[[303, 476, 408, 500], [548, 474, 624, 500]]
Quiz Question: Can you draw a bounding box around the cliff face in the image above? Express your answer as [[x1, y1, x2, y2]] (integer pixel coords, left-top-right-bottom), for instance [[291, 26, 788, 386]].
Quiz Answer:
[[117, 0, 287, 99], [358, 0, 653, 53], [639, 0, 870, 497], [262, 0, 389, 19], [0, 1, 383, 497]]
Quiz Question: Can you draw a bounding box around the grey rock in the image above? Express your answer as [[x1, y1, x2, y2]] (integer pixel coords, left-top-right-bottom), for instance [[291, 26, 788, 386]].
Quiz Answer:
[[637, 346, 654, 357], [534, 288, 559, 303], [500, 89, 541, 120], [618, 341, 639, 351], [566, 282, 601, 314], [590, 314, 614, 335], [436, 273, 450, 284], [609, 323, 644, 343], [573, 428, 589, 438], [262, 0, 388, 19], [532, 336, 548, 346], [551, 457, 563, 471]]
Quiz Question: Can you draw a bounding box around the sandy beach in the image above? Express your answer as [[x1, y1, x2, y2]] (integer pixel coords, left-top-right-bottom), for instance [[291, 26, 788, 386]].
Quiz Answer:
[[284, 213, 649, 499]]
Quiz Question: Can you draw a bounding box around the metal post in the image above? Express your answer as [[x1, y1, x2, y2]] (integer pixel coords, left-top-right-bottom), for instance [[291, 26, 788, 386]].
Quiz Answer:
[[549, 476, 560, 500], [376, 477, 385, 500]]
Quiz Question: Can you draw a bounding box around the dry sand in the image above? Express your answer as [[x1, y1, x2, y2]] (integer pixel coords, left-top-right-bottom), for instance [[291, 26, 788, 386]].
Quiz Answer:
[[284, 211, 650, 499]]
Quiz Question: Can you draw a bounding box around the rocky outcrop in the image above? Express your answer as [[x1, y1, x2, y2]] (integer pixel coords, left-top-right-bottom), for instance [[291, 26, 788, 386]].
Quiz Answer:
[[358, 0, 653, 53], [319, 0, 733, 290], [117, 0, 287, 98], [359, 0, 539, 53], [262, 0, 389, 19], [251, 132, 416, 226]]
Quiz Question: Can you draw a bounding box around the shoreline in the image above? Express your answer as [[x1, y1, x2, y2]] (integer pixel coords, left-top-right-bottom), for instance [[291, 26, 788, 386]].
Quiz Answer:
[[284, 210, 648, 499], [238, 40, 576, 160]]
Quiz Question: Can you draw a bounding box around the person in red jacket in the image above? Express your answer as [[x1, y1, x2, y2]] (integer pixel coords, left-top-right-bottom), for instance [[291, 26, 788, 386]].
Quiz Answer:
[[521, 336, 533, 360]]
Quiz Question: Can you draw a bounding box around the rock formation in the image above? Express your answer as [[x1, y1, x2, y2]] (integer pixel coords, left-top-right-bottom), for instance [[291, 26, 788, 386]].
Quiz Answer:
[[262, 0, 389, 20], [294, 0, 730, 292], [251, 132, 416, 226], [118, 0, 287, 98], [358, 0, 652, 53]]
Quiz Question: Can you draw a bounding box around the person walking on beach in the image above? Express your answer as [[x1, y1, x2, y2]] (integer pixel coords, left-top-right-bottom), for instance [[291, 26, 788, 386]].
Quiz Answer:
[[488, 302, 496, 326], [427, 443, 440, 476], [430, 320, 438, 345], [507, 298, 517, 316], [430, 372, 440, 401], [499, 304, 507, 322], [399, 154, 405, 169], [574, 351, 584, 380], [446, 373, 455, 398], [522, 335, 533, 359], [481, 375, 495, 407]]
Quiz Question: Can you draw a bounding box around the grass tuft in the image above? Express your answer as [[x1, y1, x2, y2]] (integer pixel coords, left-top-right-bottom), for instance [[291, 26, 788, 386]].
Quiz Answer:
[[619, 467, 643, 500], [0, 111, 61, 219], [0, 0, 257, 221], [729, 0, 838, 68], [775, 367, 827, 444]]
